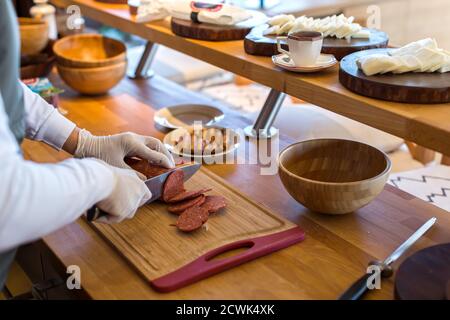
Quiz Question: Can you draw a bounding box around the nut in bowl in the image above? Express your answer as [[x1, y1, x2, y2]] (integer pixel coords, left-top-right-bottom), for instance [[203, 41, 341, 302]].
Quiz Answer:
[[164, 126, 240, 164], [278, 139, 391, 214]]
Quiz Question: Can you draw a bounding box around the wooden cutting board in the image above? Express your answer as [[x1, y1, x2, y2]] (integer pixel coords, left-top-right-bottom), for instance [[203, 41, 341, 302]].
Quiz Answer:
[[339, 48, 450, 104], [244, 25, 389, 60], [90, 168, 305, 292], [394, 243, 450, 300], [170, 11, 267, 41]]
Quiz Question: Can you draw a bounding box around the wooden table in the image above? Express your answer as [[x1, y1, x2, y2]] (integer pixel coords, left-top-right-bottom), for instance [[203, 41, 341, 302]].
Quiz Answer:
[[52, 0, 450, 156], [21, 72, 450, 299]]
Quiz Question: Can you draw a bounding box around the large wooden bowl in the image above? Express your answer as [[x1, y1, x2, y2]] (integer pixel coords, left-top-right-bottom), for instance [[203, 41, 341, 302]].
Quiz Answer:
[[53, 34, 126, 68], [278, 139, 391, 214], [19, 18, 49, 55], [57, 61, 127, 95]]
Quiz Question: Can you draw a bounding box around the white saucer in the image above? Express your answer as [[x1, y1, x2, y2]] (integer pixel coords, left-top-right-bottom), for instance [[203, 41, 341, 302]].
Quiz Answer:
[[272, 53, 337, 72], [154, 104, 224, 129]]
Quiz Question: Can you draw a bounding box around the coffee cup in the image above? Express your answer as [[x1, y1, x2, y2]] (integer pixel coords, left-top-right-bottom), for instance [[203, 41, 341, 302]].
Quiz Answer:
[[276, 31, 323, 66]]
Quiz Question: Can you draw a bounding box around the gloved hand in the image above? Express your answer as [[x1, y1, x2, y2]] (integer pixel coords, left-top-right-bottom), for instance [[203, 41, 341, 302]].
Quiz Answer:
[[74, 130, 175, 179], [95, 162, 152, 224]]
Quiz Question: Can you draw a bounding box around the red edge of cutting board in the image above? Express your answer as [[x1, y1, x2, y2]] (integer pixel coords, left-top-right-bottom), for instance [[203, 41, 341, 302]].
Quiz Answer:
[[151, 226, 305, 292]]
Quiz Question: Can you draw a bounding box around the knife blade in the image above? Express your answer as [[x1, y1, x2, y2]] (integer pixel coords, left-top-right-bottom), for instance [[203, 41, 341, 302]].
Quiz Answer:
[[382, 217, 436, 266], [338, 217, 437, 300], [86, 162, 201, 222], [145, 162, 200, 203]]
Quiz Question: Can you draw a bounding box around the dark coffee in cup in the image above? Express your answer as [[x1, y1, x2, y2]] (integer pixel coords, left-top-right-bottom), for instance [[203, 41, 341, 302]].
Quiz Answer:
[[277, 31, 323, 66]]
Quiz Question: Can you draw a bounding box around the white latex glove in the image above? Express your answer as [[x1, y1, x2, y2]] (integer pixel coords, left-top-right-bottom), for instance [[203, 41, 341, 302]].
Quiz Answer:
[[74, 130, 175, 179], [94, 161, 152, 224]]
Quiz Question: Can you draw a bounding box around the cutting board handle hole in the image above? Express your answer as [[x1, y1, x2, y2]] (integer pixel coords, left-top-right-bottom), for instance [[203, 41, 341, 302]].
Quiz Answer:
[[205, 242, 254, 262]]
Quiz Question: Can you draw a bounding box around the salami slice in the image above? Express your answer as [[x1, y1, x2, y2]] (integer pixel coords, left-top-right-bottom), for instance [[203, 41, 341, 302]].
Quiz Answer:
[[125, 157, 169, 179], [162, 170, 185, 202], [176, 206, 209, 232], [201, 195, 227, 214], [167, 188, 212, 203], [168, 195, 206, 214]]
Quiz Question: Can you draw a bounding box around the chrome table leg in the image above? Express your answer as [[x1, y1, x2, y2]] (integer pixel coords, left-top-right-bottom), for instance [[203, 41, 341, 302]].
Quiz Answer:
[[244, 88, 286, 139], [127, 41, 159, 79]]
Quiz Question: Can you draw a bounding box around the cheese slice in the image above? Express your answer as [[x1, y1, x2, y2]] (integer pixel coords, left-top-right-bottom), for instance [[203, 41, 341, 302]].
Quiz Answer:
[[358, 38, 450, 75], [263, 25, 280, 36], [352, 29, 370, 39], [268, 14, 294, 26], [414, 47, 446, 72], [392, 55, 421, 73], [438, 54, 450, 73], [357, 54, 401, 76], [390, 38, 437, 57], [277, 21, 295, 35]]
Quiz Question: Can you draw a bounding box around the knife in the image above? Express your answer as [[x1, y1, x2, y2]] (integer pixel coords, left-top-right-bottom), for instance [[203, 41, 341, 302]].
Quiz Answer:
[[86, 162, 201, 222], [338, 217, 437, 300]]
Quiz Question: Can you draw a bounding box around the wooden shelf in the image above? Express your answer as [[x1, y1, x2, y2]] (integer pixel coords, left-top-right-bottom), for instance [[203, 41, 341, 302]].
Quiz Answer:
[[51, 0, 450, 156]]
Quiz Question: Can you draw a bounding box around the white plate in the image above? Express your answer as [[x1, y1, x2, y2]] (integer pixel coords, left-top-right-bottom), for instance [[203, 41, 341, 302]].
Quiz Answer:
[[154, 104, 224, 130], [272, 53, 337, 72], [163, 126, 240, 163]]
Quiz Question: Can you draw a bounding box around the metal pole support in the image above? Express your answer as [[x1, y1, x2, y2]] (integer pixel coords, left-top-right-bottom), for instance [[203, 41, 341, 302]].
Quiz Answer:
[[244, 89, 286, 139], [127, 41, 159, 79]]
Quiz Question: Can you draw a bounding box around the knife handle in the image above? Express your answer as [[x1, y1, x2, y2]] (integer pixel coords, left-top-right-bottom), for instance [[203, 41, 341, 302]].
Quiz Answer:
[[338, 273, 371, 300], [86, 205, 108, 222]]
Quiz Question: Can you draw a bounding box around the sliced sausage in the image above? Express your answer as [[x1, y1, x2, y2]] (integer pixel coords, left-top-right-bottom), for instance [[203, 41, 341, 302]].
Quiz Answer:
[[168, 195, 206, 214], [201, 195, 227, 214], [162, 170, 185, 202], [167, 188, 212, 203], [176, 206, 209, 232], [125, 157, 169, 179]]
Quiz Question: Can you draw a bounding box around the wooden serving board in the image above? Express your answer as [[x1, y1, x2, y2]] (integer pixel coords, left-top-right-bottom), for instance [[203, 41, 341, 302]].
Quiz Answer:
[[244, 25, 389, 60], [170, 11, 267, 41], [90, 168, 305, 292], [339, 48, 450, 104], [394, 243, 450, 300]]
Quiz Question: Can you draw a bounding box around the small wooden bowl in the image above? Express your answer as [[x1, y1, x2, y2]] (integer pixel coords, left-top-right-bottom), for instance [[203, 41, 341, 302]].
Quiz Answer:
[[57, 61, 127, 95], [53, 34, 126, 68], [19, 18, 49, 55], [278, 139, 391, 214]]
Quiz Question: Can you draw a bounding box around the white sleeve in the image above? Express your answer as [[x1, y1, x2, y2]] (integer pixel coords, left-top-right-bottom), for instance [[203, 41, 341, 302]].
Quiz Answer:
[[0, 93, 115, 252], [21, 81, 76, 149]]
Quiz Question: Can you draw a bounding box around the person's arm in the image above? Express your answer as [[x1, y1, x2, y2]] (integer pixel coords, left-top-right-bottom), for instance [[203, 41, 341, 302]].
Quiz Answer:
[[62, 127, 80, 155], [21, 82, 77, 150], [0, 86, 152, 252], [0, 92, 116, 252], [20, 82, 175, 174]]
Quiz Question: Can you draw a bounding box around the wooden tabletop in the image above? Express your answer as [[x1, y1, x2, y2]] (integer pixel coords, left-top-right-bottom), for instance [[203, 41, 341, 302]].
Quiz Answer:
[[51, 0, 450, 157], [21, 72, 450, 299]]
